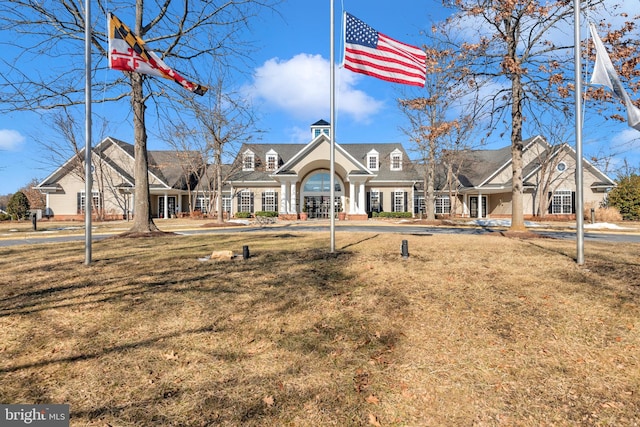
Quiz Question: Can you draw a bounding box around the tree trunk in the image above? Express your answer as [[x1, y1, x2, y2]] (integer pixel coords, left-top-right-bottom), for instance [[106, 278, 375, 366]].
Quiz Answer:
[[510, 71, 526, 231], [216, 160, 223, 224], [126, 1, 159, 234], [426, 135, 436, 221], [128, 72, 159, 233]]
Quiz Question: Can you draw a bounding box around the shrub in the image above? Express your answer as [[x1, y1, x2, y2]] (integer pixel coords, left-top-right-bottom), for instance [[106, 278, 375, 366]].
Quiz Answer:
[[255, 211, 278, 217], [377, 211, 413, 219], [7, 191, 30, 220], [584, 205, 623, 222], [234, 212, 252, 219], [606, 174, 640, 221]]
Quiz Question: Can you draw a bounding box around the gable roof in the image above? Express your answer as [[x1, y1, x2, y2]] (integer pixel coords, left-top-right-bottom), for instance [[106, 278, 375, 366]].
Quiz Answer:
[[227, 136, 420, 183], [36, 136, 205, 191]]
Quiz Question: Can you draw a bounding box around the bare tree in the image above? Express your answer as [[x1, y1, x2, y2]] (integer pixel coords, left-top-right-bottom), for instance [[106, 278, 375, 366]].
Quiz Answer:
[[440, 0, 636, 231], [399, 34, 480, 220], [163, 73, 260, 223], [34, 109, 126, 221], [0, 0, 279, 234]]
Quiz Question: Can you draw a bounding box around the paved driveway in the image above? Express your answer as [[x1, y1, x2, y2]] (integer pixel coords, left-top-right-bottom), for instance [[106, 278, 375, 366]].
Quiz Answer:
[[1, 221, 639, 246]]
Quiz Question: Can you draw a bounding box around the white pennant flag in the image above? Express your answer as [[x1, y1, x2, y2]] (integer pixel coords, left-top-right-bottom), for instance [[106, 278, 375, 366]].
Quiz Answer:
[[589, 23, 640, 131], [589, 24, 640, 130]]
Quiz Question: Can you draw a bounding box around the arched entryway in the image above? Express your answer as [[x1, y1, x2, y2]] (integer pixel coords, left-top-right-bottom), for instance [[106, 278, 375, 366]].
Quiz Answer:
[[300, 170, 344, 219]]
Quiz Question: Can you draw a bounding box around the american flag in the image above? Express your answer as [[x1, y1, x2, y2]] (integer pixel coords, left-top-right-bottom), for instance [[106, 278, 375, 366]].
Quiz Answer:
[[108, 12, 207, 95], [343, 12, 426, 87]]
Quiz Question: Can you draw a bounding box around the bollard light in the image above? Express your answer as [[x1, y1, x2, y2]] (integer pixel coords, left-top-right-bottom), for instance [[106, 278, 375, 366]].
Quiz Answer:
[[243, 245, 250, 260], [401, 240, 409, 259]]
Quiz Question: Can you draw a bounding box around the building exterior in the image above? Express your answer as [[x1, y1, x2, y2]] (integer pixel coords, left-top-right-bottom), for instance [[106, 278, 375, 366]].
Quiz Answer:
[[35, 120, 615, 221]]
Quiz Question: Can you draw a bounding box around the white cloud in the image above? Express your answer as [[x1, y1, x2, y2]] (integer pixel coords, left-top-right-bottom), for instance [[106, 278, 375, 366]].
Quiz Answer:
[[246, 53, 384, 123], [0, 129, 26, 151]]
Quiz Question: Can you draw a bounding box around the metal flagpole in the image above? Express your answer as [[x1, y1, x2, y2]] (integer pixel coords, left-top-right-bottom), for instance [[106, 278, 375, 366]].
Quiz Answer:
[[84, 0, 93, 265], [329, 0, 336, 253], [574, 0, 585, 265]]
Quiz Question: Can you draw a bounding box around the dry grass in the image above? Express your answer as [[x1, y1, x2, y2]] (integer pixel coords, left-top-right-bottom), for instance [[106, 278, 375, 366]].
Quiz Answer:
[[0, 231, 638, 426]]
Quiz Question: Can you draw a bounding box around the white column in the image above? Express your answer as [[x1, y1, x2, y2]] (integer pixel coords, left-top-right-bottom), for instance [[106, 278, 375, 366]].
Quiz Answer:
[[478, 192, 483, 219], [280, 182, 288, 214], [358, 182, 366, 214], [164, 193, 168, 219], [349, 181, 355, 214], [290, 181, 297, 214]]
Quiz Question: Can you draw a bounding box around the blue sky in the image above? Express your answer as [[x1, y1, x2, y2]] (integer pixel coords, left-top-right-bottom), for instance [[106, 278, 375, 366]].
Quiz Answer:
[[0, 0, 638, 195]]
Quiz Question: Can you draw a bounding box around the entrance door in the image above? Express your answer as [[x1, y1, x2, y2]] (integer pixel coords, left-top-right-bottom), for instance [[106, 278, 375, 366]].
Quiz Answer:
[[469, 196, 487, 218], [158, 196, 177, 218], [301, 171, 343, 219], [303, 196, 342, 219]]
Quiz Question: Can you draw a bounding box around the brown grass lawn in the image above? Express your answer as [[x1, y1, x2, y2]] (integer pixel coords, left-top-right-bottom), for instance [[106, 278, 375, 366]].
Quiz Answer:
[[0, 230, 638, 426]]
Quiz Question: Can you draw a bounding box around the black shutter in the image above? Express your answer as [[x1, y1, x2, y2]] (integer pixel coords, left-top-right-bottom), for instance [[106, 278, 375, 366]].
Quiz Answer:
[[548, 192, 553, 214], [275, 192, 279, 213], [237, 192, 242, 212], [77, 192, 82, 214], [380, 192, 384, 212], [404, 192, 408, 212], [366, 192, 371, 212], [261, 192, 266, 211], [571, 191, 576, 214], [250, 192, 254, 213]]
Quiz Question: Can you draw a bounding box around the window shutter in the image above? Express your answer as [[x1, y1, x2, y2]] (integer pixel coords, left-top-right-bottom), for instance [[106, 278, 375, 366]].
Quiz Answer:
[[250, 192, 254, 213], [77, 192, 82, 214], [366, 192, 370, 212], [404, 192, 408, 212], [548, 192, 552, 214], [571, 191, 576, 214], [275, 192, 279, 213], [261, 192, 266, 209], [380, 192, 384, 212]]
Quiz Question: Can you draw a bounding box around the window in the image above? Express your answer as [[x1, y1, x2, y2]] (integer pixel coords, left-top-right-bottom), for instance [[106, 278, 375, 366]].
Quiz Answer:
[[243, 150, 255, 171], [367, 150, 379, 171], [557, 162, 567, 172], [222, 195, 232, 213], [551, 190, 573, 214], [303, 172, 341, 193], [313, 127, 329, 138], [414, 195, 425, 214], [266, 155, 277, 171], [393, 191, 406, 212], [369, 190, 381, 212], [77, 191, 102, 214], [435, 196, 451, 215], [390, 149, 402, 171], [262, 190, 278, 212], [195, 195, 210, 213], [238, 190, 254, 213]]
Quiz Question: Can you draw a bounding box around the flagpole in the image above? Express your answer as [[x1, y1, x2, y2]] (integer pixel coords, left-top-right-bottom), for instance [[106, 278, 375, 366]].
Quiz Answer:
[[574, 0, 585, 265], [329, 0, 336, 253], [84, 0, 92, 265]]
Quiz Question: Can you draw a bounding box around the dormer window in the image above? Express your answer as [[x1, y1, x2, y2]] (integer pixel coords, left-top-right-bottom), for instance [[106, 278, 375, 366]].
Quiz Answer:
[[266, 149, 278, 171], [243, 150, 255, 171], [310, 119, 330, 139], [367, 150, 379, 171], [390, 149, 403, 171]]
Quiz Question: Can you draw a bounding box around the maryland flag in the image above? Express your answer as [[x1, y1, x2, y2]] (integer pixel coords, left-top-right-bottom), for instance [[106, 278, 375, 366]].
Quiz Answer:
[[108, 12, 207, 95]]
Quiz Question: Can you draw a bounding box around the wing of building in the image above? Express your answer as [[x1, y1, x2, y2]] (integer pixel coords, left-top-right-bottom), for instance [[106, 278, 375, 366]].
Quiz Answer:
[[35, 121, 615, 221]]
